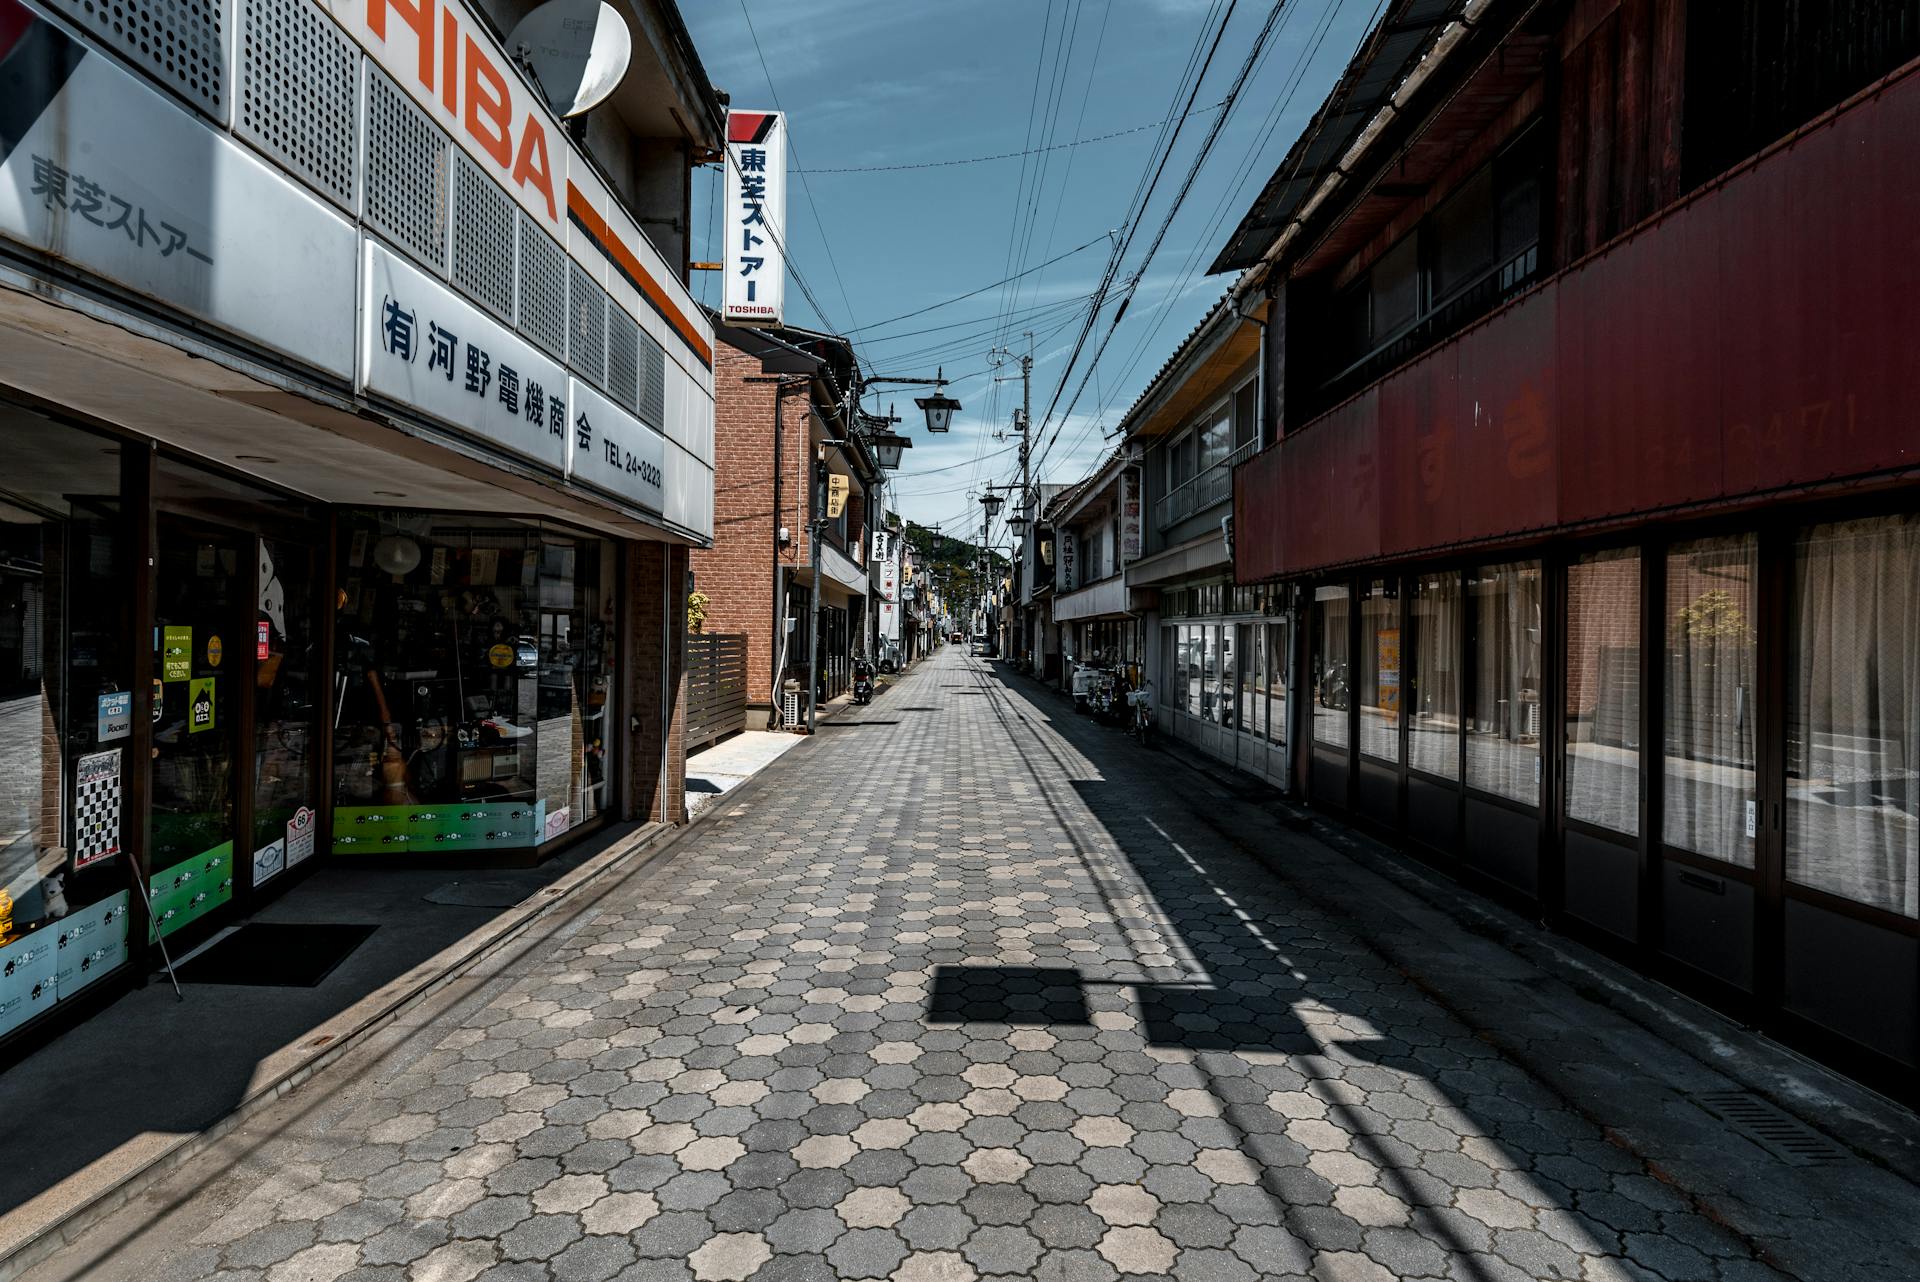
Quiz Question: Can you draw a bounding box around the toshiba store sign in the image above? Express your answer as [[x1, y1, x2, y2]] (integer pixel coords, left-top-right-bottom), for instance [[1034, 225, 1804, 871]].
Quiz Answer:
[[328, 0, 563, 231]]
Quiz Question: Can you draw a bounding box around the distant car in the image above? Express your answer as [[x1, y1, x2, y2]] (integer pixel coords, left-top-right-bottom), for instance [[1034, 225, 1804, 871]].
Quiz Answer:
[[970, 638, 995, 658], [950, 631, 963, 643]]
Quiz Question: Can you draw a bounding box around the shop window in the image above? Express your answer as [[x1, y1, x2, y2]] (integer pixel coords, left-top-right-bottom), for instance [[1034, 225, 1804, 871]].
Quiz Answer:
[[1410, 571, 1461, 780], [1787, 517, 1919, 916], [1566, 549, 1641, 835], [1216, 625, 1238, 730], [332, 514, 618, 855], [1663, 536, 1757, 866], [1265, 621, 1288, 746], [1467, 562, 1542, 803], [1239, 623, 1261, 736], [0, 410, 133, 1039], [1313, 584, 1350, 748], [1358, 578, 1402, 763], [1233, 379, 1259, 453]]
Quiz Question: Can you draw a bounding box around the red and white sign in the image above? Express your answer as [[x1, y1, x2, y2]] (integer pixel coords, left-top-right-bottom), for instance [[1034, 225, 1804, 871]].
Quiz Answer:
[[329, 0, 563, 231], [722, 111, 786, 324], [257, 619, 271, 660]]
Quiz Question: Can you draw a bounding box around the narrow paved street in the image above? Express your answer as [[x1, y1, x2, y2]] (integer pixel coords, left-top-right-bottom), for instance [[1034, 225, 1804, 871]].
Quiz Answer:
[[34, 647, 1918, 1282]]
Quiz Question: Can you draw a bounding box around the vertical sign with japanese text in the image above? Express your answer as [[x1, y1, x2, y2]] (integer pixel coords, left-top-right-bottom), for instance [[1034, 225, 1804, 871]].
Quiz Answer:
[[1121, 467, 1143, 561], [722, 112, 786, 324]]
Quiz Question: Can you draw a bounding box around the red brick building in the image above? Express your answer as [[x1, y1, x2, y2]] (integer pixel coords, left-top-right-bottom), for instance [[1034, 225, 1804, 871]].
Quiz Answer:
[[696, 321, 886, 726]]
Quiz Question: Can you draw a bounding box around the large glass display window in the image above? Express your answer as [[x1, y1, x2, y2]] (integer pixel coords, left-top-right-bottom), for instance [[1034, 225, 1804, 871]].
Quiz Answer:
[[1566, 549, 1641, 834], [332, 513, 617, 854], [1313, 584, 1351, 748], [1409, 571, 1461, 779], [1466, 562, 1542, 803], [1788, 516, 1918, 916], [1358, 578, 1402, 762], [1663, 535, 1758, 866], [0, 408, 134, 1038]]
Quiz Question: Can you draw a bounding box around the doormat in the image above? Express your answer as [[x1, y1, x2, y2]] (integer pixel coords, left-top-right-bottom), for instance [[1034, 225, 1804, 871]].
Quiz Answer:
[[174, 923, 378, 987]]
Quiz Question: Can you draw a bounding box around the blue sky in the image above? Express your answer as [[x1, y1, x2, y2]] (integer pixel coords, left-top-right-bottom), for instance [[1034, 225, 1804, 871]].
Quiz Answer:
[[682, 0, 1379, 536]]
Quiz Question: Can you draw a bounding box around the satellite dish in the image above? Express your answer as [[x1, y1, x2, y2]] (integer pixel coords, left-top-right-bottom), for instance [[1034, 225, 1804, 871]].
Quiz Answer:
[[507, 0, 633, 119]]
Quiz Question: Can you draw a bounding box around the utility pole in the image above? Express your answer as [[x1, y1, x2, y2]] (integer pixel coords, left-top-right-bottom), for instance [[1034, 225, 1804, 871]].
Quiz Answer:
[[807, 443, 825, 734], [991, 334, 1033, 663]]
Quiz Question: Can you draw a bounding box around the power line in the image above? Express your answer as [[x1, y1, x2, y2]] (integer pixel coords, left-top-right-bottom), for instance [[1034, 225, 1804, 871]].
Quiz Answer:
[[794, 102, 1226, 174], [840, 233, 1111, 335]]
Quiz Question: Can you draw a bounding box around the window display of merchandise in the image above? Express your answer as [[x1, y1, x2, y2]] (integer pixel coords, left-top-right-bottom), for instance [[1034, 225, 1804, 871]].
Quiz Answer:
[[332, 514, 616, 853], [0, 410, 135, 1037]]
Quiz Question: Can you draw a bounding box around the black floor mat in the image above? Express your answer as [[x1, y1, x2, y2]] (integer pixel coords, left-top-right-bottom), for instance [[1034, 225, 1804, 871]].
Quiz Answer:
[[174, 923, 378, 987]]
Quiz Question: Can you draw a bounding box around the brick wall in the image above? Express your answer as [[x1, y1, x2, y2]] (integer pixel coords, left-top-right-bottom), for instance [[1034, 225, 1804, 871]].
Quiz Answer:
[[690, 343, 819, 709], [627, 541, 688, 825]]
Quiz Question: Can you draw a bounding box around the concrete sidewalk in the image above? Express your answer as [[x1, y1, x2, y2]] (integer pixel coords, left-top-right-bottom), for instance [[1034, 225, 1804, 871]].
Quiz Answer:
[[684, 731, 804, 818]]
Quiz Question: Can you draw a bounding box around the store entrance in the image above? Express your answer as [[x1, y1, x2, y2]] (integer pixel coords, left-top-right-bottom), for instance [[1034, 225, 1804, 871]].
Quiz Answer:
[[151, 520, 325, 943], [151, 522, 247, 941]]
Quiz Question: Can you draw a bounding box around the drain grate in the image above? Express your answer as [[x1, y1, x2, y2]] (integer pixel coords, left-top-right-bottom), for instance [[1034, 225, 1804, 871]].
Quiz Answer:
[[1693, 1092, 1849, 1167]]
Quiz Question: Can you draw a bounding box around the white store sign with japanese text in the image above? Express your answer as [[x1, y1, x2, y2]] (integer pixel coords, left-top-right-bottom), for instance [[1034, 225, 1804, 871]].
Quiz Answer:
[[568, 376, 666, 513], [361, 240, 569, 475], [722, 111, 787, 324]]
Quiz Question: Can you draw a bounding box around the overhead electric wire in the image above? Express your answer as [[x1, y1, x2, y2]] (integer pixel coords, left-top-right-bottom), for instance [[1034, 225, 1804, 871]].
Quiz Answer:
[[839, 233, 1110, 335], [793, 102, 1226, 174]]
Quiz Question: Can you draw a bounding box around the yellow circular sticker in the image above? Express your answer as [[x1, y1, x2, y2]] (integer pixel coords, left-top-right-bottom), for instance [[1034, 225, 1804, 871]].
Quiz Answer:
[[206, 635, 223, 667], [487, 643, 516, 669]]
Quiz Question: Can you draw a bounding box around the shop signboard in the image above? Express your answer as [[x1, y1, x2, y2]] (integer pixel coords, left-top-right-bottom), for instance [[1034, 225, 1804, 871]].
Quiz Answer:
[[1121, 467, 1143, 561], [0, 35, 356, 376], [722, 111, 787, 324], [567, 377, 666, 514], [826, 475, 850, 519], [331, 801, 546, 853], [1060, 530, 1077, 591], [361, 241, 570, 477], [188, 678, 216, 733]]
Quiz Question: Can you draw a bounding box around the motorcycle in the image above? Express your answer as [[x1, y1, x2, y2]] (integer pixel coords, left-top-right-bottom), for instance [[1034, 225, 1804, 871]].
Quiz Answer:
[[852, 660, 875, 706], [1127, 679, 1155, 746]]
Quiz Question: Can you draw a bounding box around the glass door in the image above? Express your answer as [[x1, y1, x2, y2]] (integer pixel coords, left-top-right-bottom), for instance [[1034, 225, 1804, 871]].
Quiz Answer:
[[251, 537, 321, 889], [151, 522, 246, 941]]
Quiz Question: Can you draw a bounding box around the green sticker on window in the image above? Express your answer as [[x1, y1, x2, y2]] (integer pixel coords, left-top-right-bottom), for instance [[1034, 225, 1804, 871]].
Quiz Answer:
[[188, 677, 215, 734], [162, 625, 192, 682]]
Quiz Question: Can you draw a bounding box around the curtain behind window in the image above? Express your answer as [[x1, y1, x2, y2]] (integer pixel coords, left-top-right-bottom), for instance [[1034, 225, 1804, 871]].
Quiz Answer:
[[1411, 571, 1462, 780], [1663, 536, 1758, 866], [1789, 516, 1920, 916]]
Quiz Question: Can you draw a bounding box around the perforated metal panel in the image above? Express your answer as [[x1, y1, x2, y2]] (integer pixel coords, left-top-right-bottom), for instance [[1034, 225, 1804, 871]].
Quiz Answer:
[[517, 214, 568, 358], [568, 261, 606, 389], [638, 329, 666, 429], [365, 67, 449, 272], [451, 154, 515, 322], [607, 308, 639, 410], [46, 0, 226, 118], [235, 0, 356, 209]]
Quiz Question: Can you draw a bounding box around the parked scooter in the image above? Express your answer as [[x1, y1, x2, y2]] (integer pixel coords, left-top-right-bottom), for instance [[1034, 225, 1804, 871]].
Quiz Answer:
[[853, 660, 875, 706]]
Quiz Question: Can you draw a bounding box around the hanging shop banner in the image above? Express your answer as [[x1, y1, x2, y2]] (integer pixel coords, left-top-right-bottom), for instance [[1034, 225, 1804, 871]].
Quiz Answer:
[[721, 111, 787, 324], [162, 626, 192, 682], [1121, 467, 1143, 561], [826, 474, 850, 519], [568, 377, 666, 514], [74, 749, 122, 868], [0, 27, 356, 377], [361, 240, 570, 476]]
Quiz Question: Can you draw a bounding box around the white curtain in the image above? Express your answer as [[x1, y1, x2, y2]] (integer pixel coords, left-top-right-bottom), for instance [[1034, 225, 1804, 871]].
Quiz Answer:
[[1663, 536, 1757, 866], [1467, 563, 1541, 802], [1789, 516, 1920, 917], [1565, 550, 1641, 834]]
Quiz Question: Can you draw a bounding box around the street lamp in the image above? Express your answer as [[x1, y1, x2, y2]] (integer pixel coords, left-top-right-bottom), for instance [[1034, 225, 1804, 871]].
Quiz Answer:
[[915, 369, 961, 434], [981, 491, 1004, 519], [869, 432, 910, 469]]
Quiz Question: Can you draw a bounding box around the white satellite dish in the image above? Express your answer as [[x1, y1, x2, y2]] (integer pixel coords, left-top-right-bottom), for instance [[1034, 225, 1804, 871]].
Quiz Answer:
[[507, 0, 633, 119]]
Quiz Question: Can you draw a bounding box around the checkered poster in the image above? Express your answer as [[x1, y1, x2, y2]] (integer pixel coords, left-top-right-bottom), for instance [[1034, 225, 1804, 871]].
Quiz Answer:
[[74, 749, 121, 868]]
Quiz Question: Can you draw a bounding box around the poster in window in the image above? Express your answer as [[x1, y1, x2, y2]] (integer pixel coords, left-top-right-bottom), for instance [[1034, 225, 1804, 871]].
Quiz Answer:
[[1377, 628, 1401, 715], [74, 749, 122, 868]]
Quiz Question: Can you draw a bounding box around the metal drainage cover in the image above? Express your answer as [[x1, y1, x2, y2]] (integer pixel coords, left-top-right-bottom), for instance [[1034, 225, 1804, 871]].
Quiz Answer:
[[1693, 1091, 1849, 1166]]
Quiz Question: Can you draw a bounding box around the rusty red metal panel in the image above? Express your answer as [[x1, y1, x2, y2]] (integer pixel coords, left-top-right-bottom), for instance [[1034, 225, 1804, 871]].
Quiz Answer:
[[1238, 62, 1920, 579], [1233, 446, 1286, 584], [1451, 290, 1558, 542], [1719, 80, 1920, 492], [1557, 194, 1723, 523]]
